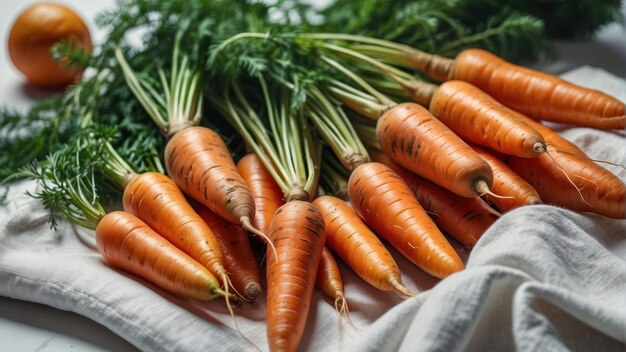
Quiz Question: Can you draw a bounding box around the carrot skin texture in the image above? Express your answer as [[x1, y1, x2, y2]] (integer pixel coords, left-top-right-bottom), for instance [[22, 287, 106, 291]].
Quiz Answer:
[[428, 80, 546, 158], [348, 162, 464, 279], [469, 144, 542, 211], [237, 153, 285, 236], [313, 195, 412, 293], [122, 172, 227, 281], [266, 201, 326, 352], [96, 211, 221, 301], [376, 102, 493, 197], [165, 126, 255, 226], [504, 113, 626, 219], [315, 247, 345, 301], [372, 152, 499, 247], [449, 48, 625, 130], [196, 205, 262, 302]]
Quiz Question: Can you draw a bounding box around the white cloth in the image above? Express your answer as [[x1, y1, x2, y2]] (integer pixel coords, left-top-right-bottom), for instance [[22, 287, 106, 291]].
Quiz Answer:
[[1, 67, 625, 351]]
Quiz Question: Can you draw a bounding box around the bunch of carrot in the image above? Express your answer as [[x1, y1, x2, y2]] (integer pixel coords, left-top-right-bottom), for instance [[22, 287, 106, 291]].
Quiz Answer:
[[17, 23, 625, 352]]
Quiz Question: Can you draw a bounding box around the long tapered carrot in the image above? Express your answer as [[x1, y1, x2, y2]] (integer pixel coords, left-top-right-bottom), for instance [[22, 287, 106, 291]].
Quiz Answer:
[[348, 162, 464, 278], [426, 80, 547, 158], [122, 171, 231, 287], [266, 200, 326, 352], [469, 144, 542, 211], [96, 211, 235, 302], [376, 102, 494, 198], [504, 111, 626, 219], [372, 152, 499, 248], [165, 127, 255, 227], [447, 49, 625, 129], [237, 153, 285, 236], [315, 247, 349, 314], [195, 204, 262, 302], [313, 195, 414, 295]]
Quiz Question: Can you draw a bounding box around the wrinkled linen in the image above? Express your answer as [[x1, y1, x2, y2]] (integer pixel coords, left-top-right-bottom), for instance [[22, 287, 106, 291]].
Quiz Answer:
[[1, 67, 625, 351]]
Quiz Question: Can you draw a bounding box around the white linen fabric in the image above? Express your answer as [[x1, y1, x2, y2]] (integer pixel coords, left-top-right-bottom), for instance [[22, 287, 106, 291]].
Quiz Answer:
[[1, 67, 624, 352]]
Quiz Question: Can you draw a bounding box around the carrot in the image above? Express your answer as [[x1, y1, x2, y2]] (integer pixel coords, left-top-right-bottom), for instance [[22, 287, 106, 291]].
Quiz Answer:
[[447, 49, 626, 130], [315, 247, 349, 317], [372, 152, 499, 248], [376, 102, 494, 197], [266, 200, 326, 352], [426, 80, 547, 158], [165, 127, 259, 231], [195, 203, 262, 302], [313, 195, 414, 295], [504, 112, 626, 219], [348, 162, 464, 278], [469, 144, 542, 211], [122, 172, 231, 286], [96, 211, 236, 302], [237, 153, 285, 236]]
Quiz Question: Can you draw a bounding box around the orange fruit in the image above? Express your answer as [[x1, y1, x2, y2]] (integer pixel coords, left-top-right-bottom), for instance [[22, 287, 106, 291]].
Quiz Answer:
[[8, 2, 92, 88]]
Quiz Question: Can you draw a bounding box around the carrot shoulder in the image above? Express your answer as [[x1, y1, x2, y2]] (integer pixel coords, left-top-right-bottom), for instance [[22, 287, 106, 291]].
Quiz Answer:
[[266, 201, 326, 352], [372, 152, 499, 248], [96, 211, 229, 301], [348, 162, 464, 279], [313, 195, 414, 295], [376, 102, 493, 197]]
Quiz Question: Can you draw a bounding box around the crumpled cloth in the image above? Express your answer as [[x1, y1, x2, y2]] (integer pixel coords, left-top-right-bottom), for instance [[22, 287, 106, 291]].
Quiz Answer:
[[1, 66, 624, 351]]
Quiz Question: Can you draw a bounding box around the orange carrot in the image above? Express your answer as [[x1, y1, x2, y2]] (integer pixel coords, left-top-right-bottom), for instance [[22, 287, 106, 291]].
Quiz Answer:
[[96, 211, 235, 302], [376, 102, 494, 197], [315, 247, 349, 315], [122, 172, 231, 288], [237, 153, 285, 236], [426, 80, 547, 158], [469, 144, 542, 211], [165, 127, 256, 227], [449, 49, 625, 129], [372, 152, 499, 248], [313, 195, 414, 295], [348, 162, 464, 278], [504, 112, 626, 219], [195, 204, 262, 302], [266, 200, 326, 352]]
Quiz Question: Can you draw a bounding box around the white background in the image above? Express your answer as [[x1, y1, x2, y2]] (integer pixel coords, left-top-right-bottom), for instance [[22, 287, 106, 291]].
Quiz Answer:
[[1, 1, 624, 351]]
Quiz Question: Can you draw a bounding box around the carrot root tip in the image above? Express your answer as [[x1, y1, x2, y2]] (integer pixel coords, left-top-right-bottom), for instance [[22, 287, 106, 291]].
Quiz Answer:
[[389, 277, 415, 297], [241, 216, 278, 263], [533, 141, 547, 154], [244, 282, 262, 302]]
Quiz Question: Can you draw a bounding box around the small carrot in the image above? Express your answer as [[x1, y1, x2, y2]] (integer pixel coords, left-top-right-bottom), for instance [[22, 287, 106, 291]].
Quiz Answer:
[[372, 152, 499, 248], [195, 203, 262, 302], [266, 201, 326, 352], [348, 162, 464, 279], [376, 102, 494, 198], [504, 112, 626, 219], [313, 195, 414, 295], [426, 80, 547, 158], [315, 247, 349, 320], [237, 153, 285, 237], [469, 144, 542, 211], [96, 211, 236, 302]]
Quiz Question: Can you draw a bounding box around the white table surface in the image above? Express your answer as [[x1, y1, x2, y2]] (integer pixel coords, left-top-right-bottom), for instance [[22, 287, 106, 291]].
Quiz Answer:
[[1, 1, 624, 351]]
